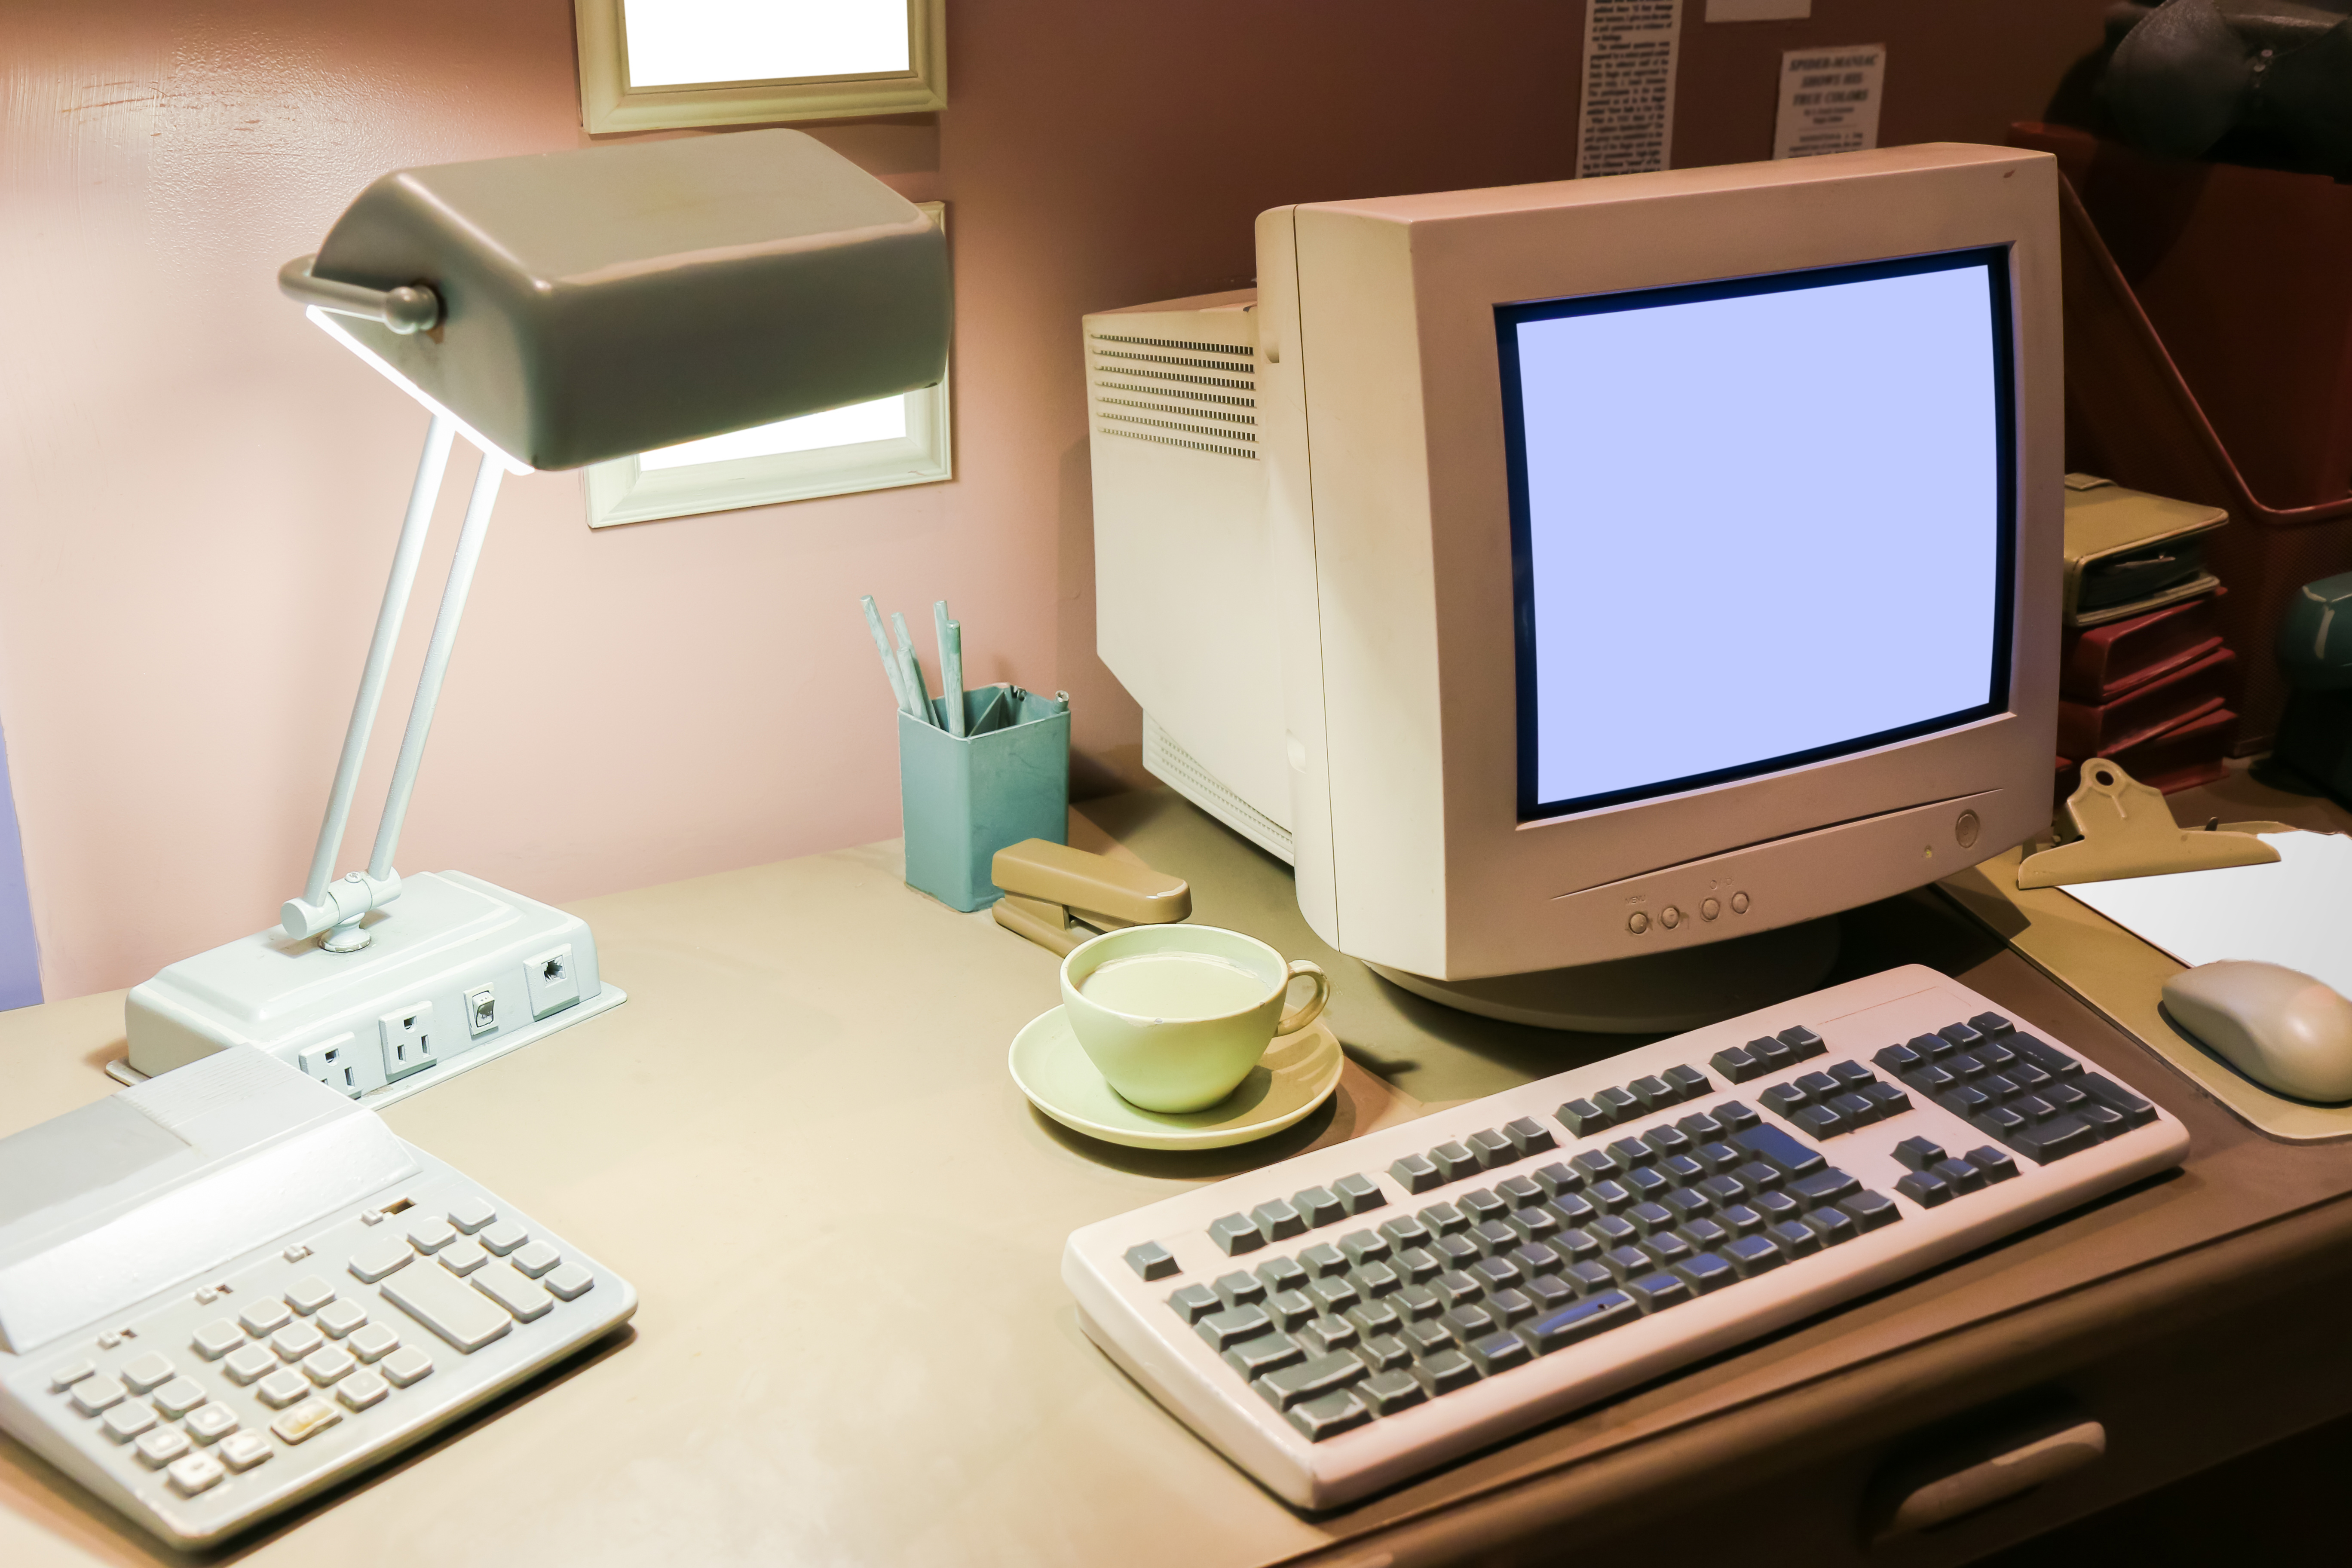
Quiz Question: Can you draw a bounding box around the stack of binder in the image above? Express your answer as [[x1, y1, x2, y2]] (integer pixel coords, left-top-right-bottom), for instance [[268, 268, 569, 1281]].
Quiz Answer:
[[2055, 477, 2236, 798]]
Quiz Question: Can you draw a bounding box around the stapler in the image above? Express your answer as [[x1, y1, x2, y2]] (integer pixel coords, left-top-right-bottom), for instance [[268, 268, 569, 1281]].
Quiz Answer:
[[989, 839, 1191, 955]]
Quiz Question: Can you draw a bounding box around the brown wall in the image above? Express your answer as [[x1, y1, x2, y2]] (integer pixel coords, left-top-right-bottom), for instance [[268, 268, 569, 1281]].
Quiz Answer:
[[0, 0, 2110, 998]]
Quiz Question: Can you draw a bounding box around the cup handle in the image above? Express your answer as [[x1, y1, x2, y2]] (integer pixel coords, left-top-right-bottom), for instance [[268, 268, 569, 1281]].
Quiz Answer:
[[1273, 960, 1332, 1036]]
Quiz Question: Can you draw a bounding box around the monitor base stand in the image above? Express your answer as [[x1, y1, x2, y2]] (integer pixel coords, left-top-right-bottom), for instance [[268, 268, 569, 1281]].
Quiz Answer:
[[1366, 918, 1840, 1034]]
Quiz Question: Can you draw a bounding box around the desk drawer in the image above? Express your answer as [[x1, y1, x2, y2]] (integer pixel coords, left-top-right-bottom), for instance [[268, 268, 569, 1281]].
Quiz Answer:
[[1297, 1195, 2352, 1567]]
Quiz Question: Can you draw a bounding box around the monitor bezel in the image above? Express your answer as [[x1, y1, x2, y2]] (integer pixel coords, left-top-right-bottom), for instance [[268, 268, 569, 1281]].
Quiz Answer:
[[1259, 146, 2065, 980], [1495, 246, 2020, 824]]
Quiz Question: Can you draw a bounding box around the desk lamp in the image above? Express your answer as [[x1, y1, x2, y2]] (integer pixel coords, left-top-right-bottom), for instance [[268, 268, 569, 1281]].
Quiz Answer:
[[123, 130, 951, 1098]]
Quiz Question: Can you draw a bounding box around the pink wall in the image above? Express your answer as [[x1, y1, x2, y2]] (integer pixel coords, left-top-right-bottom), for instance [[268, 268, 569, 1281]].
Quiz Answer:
[[0, 0, 2110, 1001]]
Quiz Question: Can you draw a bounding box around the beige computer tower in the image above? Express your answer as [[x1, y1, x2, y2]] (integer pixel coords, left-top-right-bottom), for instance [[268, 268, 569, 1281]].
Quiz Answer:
[[1082, 290, 1295, 861]]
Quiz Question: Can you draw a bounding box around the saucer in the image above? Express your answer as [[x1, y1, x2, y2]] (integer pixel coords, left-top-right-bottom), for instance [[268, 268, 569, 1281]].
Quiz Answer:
[[1008, 1006, 1345, 1151]]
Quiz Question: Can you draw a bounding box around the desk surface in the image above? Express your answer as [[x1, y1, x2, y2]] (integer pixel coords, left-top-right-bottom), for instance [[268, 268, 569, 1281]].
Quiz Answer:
[[5, 784, 2352, 1566]]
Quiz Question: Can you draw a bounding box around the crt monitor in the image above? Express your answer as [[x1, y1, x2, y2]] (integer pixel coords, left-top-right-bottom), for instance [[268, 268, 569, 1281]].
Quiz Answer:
[[1088, 144, 2061, 1029]]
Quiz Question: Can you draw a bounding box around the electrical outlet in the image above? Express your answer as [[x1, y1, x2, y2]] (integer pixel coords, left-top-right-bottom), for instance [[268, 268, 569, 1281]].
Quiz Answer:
[[524, 945, 581, 1020], [465, 985, 499, 1037], [378, 1003, 438, 1081], [297, 1033, 361, 1097]]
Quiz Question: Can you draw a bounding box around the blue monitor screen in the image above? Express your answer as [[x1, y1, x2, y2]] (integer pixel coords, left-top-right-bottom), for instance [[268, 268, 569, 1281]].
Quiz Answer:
[[1497, 248, 2016, 822]]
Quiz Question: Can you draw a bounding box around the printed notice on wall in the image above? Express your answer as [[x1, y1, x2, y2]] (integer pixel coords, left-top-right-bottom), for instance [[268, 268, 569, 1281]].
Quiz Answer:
[[1773, 45, 1884, 159], [1577, 0, 1684, 178], [1706, 0, 1808, 19]]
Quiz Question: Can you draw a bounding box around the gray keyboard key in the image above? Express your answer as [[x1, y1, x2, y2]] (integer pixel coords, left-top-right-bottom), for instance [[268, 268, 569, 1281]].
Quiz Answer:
[[1523, 1272, 1577, 1314], [1504, 1116, 1557, 1156], [1663, 1064, 1712, 1099], [1467, 1128, 1516, 1168], [1167, 1284, 1219, 1323], [1466, 1330, 1531, 1375], [1253, 1350, 1369, 1410], [1430, 1141, 1480, 1182], [1379, 1215, 1434, 1253], [1293, 1186, 1346, 1227], [1520, 1291, 1638, 1353], [1123, 1242, 1178, 1281], [1299, 1315, 1359, 1355], [1252, 1199, 1307, 1242], [1359, 1367, 1427, 1415], [1255, 1256, 1310, 1295], [1195, 1305, 1274, 1351], [1458, 1188, 1509, 1226], [1388, 1154, 1442, 1194], [1354, 1333, 1413, 1373], [1306, 1276, 1360, 1314], [1402, 1319, 1455, 1358], [1392, 1284, 1442, 1322], [1443, 1304, 1496, 1342], [1297, 1242, 1348, 1278], [1418, 1202, 1469, 1236], [1393, 1246, 1442, 1284], [1413, 1348, 1481, 1396], [1494, 1174, 1546, 1209], [1222, 1332, 1306, 1381], [1556, 1097, 1615, 1136], [1333, 1173, 1387, 1214], [1209, 1214, 1263, 1255], [1213, 1271, 1266, 1307], [1285, 1388, 1375, 1441], [1266, 1289, 1317, 1332], [1484, 1287, 1537, 1328]]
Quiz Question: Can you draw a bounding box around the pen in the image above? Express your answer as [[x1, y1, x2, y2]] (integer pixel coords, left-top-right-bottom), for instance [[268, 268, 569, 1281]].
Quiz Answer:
[[936, 601, 967, 738], [861, 595, 916, 717], [891, 611, 937, 726]]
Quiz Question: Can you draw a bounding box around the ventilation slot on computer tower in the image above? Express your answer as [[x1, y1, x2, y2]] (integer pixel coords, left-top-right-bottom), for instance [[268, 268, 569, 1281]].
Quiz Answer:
[[1143, 714, 1295, 863], [1088, 332, 1257, 461]]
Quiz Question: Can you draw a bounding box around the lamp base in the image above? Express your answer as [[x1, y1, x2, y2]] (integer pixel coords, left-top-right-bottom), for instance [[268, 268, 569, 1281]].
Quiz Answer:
[[126, 870, 624, 1104]]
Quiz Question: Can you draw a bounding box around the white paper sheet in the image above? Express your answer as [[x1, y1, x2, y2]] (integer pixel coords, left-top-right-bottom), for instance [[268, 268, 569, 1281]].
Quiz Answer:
[[2060, 831, 2352, 997], [1578, 0, 1684, 178]]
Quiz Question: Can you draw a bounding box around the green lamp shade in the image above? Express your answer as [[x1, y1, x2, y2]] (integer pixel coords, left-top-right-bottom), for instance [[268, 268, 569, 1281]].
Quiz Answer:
[[308, 129, 951, 471]]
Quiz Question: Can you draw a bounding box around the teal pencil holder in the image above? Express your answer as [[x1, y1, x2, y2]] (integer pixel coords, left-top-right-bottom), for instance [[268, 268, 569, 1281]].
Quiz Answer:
[[898, 685, 1071, 912]]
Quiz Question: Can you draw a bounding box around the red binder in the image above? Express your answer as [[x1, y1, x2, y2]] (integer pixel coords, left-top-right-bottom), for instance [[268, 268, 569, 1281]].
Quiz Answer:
[[2059, 587, 2228, 704], [2057, 645, 2237, 761]]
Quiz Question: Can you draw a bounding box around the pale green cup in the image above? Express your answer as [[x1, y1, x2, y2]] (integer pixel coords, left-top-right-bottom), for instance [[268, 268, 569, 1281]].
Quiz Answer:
[[1060, 925, 1332, 1113]]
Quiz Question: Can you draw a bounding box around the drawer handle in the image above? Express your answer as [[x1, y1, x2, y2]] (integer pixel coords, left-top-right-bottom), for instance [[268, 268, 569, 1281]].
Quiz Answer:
[[1880, 1420, 2107, 1539]]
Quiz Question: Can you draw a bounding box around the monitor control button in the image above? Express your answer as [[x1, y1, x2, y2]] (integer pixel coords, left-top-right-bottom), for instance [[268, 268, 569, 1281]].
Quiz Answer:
[[1954, 810, 1981, 848], [1660, 906, 1681, 930], [1701, 898, 1720, 921], [1730, 892, 1750, 914], [1626, 912, 1650, 934]]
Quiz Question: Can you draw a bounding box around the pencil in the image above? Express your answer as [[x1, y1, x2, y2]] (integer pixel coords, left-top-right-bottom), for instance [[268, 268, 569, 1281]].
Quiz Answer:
[[861, 595, 915, 716], [891, 611, 936, 726], [936, 601, 966, 737]]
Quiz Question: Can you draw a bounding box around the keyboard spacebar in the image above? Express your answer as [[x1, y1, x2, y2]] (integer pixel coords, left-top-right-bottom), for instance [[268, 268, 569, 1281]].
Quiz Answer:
[[381, 1263, 513, 1353]]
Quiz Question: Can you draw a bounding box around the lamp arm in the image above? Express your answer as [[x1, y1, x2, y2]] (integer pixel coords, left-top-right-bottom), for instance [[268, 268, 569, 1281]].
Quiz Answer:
[[277, 254, 441, 336], [365, 450, 504, 885], [280, 416, 454, 944]]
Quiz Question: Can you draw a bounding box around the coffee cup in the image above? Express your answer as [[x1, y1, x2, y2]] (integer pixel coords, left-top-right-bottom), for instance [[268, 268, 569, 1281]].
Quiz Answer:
[[1060, 925, 1332, 1112]]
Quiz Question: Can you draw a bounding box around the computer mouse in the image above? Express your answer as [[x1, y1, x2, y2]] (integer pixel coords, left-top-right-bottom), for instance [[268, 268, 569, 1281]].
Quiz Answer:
[[2162, 960, 2352, 1102]]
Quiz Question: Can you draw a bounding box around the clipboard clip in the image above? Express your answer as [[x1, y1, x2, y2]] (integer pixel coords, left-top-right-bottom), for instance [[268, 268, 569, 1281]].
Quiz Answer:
[[2016, 758, 2286, 889]]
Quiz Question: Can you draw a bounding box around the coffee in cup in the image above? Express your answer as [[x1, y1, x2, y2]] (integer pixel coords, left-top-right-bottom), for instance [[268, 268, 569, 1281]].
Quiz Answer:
[[1060, 925, 1331, 1113]]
